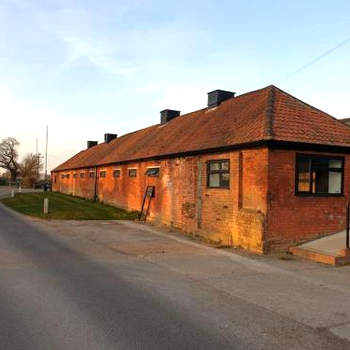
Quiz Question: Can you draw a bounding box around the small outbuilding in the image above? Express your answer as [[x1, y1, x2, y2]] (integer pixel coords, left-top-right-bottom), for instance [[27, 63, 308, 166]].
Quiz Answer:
[[52, 85, 350, 253]]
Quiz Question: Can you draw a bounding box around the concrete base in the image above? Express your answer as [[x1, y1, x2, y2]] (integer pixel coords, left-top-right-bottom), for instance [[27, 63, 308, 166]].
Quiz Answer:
[[290, 231, 350, 266], [290, 246, 350, 266]]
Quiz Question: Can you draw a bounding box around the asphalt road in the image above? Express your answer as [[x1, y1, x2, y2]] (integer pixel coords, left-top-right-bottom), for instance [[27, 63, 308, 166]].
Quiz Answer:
[[0, 204, 349, 349], [0, 186, 41, 198]]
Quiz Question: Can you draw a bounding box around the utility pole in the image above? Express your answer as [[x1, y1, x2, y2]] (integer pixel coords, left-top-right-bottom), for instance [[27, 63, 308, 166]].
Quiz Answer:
[[36, 138, 39, 180], [44, 126, 48, 181]]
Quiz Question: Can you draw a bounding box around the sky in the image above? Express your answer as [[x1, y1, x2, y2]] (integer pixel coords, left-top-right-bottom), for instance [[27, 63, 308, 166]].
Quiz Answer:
[[1, 0, 350, 172]]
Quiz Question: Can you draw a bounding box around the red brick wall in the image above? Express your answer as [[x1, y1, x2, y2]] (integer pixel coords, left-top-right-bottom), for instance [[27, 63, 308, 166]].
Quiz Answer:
[[235, 148, 269, 252], [53, 168, 97, 199], [266, 149, 350, 250], [52, 147, 350, 252], [52, 147, 269, 251]]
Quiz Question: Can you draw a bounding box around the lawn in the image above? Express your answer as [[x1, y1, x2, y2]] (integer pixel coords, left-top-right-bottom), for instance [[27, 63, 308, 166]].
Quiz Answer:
[[0, 192, 139, 220]]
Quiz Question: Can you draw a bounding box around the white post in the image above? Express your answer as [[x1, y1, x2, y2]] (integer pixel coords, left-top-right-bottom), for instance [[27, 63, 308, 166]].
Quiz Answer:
[[11, 189, 14, 198], [18, 186, 21, 193], [43, 198, 49, 214]]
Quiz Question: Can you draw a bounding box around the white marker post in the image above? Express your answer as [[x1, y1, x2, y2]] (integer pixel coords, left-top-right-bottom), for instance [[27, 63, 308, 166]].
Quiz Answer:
[[43, 198, 49, 215], [11, 189, 15, 198], [18, 186, 21, 193]]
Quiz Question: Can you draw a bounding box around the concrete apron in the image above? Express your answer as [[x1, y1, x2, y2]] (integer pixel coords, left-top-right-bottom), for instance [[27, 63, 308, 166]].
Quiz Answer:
[[290, 230, 350, 265]]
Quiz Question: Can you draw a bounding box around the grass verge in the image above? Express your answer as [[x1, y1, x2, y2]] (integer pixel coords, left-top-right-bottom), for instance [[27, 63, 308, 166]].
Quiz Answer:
[[0, 192, 138, 220]]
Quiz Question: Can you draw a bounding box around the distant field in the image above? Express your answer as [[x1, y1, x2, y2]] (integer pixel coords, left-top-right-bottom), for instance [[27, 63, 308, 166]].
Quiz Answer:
[[0, 192, 138, 220]]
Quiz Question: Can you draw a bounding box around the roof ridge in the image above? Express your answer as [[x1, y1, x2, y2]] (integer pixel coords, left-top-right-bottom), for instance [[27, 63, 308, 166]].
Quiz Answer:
[[115, 123, 158, 140], [103, 89, 267, 142], [231, 85, 270, 101], [271, 85, 350, 130], [100, 87, 273, 143], [264, 85, 275, 139]]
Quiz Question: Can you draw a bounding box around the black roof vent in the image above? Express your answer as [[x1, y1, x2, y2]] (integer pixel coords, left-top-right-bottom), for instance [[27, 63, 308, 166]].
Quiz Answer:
[[104, 133, 117, 143], [160, 109, 180, 125], [87, 141, 98, 149], [207, 90, 235, 108]]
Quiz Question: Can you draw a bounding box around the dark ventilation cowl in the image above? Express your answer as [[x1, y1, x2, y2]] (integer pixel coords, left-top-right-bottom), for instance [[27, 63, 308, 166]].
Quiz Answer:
[[207, 90, 235, 108], [87, 141, 98, 149], [160, 109, 181, 125], [340, 118, 350, 126], [104, 133, 117, 143]]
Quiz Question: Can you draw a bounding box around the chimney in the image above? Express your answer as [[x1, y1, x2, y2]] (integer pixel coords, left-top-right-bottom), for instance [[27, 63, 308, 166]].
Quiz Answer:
[[160, 109, 180, 125], [87, 141, 98, 149], [104, 133, 117, 143], [340, 118, 350, 126], [207, 90, 235, 108]]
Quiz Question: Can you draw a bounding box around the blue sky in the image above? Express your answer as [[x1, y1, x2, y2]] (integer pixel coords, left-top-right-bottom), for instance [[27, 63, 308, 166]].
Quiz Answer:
[[1, 0, 350, 170]]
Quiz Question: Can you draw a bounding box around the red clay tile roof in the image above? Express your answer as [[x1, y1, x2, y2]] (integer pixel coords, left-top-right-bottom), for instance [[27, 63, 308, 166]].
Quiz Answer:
[[53, 85, 350, 171]]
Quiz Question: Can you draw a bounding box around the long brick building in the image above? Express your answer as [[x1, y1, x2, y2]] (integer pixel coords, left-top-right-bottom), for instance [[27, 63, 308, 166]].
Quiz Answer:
[[52, 85, 350, 252]]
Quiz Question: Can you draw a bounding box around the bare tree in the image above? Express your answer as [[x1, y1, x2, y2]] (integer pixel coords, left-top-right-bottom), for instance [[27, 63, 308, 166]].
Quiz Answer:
[[19, 153, 43, 188], [0, 137, 20, 181]]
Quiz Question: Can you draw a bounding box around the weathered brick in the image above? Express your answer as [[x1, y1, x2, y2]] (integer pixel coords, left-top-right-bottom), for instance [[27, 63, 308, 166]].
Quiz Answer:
[[266, 149, 349, 251], [52, 148, 268, 250]]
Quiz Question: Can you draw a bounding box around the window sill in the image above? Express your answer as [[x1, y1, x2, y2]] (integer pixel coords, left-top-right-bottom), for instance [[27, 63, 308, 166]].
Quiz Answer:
[[207, 187, 230, 190], [295, 193, 344, 197]]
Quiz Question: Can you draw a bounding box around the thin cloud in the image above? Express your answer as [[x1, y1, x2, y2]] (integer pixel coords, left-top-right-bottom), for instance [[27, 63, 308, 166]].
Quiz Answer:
[[59, 35, 137, 77], [28, 5, 136, 77]]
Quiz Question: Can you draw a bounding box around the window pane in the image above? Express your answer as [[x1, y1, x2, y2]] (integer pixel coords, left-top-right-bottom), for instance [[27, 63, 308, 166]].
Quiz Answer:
[[329, 159, 342, 168], [313, 169, 329, 193], [297, 158, 310, 192], [210, 162, 220, 171], [146, 168, 159, 177], [209, 173, 220, 187], [221, 173, 230, 187], [296, 156, 343, 195], [329, 171, 342, 194], [221, 161, 229, 171], [313, 158, 329, 171]]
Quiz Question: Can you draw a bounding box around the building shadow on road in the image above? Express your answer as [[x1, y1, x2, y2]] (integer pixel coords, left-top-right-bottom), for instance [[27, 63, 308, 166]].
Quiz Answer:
[[0, 206, 238, 350]]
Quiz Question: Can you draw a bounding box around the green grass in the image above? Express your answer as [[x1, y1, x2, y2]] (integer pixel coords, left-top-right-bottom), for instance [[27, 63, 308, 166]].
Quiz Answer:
[[0, 192, 139, 220]]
